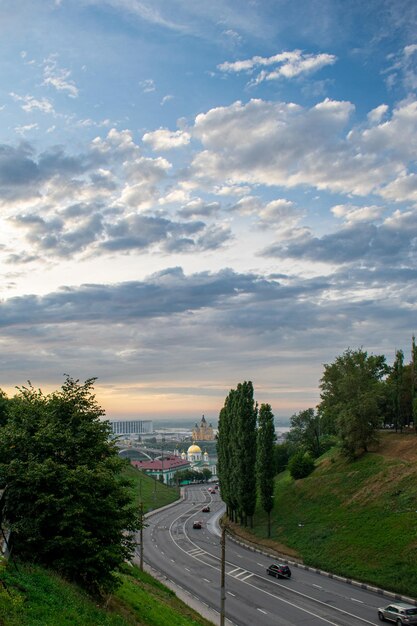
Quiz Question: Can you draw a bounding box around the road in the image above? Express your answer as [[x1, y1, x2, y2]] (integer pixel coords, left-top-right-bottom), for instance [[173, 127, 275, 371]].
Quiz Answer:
[[140, 484, 390, 626]]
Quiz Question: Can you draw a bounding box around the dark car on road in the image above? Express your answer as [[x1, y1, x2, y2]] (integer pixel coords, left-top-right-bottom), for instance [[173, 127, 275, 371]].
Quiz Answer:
[[202, 506, 210, 512], [266, 563, 291, 579], [378, 602, 417, 624], [193, 520, 202, 529]]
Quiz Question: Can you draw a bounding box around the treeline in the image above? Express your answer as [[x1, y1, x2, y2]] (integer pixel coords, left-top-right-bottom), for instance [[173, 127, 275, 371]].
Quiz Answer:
[[217, 381, 276, 536], [0, 377, 139, 595], [216, 340, 417, 535], [286, 340, 417, 462]]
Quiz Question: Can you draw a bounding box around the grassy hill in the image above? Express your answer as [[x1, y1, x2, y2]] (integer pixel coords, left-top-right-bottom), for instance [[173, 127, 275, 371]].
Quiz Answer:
[[0, 467, 216, 626], [227, 431, 417, 598]]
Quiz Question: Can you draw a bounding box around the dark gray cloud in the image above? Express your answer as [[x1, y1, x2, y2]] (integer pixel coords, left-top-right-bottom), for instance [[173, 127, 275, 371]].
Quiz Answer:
[[262, 210, 417, 266]]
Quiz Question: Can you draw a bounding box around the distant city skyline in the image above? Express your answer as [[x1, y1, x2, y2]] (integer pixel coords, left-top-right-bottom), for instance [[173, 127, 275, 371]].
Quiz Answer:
[[1, 2, 417, 419]]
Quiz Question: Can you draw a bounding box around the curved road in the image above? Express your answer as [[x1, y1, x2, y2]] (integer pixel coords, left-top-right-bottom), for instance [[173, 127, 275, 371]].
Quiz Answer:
[[139, 484, 391, 626]]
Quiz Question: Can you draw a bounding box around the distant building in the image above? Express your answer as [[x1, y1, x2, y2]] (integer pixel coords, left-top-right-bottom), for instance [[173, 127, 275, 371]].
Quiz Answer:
[[131, 456, 190, 484], [109, 419, 153, 436], [179, 444, 217, 477], [192, 415, 214, 441]]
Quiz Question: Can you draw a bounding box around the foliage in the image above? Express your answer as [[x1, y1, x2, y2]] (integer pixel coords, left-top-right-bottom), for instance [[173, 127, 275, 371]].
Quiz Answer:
[[288, 451, 315, 479], [172, 468, 211, 485], [245, 433, 417, 598], [217, 381, 258, 526], [287, 408, 322, 458], [0, 560, 214, 626], [273, 442, 290, 474], [0, 377, 139, 594], [256, 404, 276, 537], [318, 348, 388, 458]]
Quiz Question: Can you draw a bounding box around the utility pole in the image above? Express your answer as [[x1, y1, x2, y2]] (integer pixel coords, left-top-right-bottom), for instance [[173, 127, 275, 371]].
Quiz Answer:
[[220, 526, 226, 626], [139, 501, 144, 571]]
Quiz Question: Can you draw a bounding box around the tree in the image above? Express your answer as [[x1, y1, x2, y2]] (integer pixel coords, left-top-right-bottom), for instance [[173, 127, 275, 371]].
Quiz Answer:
[[200, 467, 213, 483], [273, 442, 290, 474], [288, 451, 315, 479], [0, 377, 139, 594], [287, 408, 322, 458], [318, 349, 388, 459], [256, 404, 276, 537], [217, 381, 258, 526]]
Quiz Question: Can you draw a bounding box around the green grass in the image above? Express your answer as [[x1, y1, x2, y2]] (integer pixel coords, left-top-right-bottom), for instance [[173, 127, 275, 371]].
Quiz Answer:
[[0, 562, 215, 626], [0, 465, 207, 626], [246, 439, 417, 598], [123, 463, 180, 513]]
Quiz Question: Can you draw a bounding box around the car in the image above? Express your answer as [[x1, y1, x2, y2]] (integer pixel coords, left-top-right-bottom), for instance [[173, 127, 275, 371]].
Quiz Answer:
[[266, 563, 291, 579], [193, 520, 202, 529], [208, 488, 214, 493], [202, 506, 210, 512], [378, 602, 417, 624]]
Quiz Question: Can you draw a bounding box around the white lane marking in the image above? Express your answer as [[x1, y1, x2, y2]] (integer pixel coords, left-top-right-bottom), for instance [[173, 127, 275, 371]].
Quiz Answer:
[[313, 584, 323, 589], [233, 570, 249, 579], [241, 573, 254, 581], [258, 608, 268, 614], [184, 567, 190, 572], [166, 499, 374, 626], [203, 578, 211, 583], [228, 567, 243, 575], [257, 563, 264, 567], [227, 591, 236, 597], [351, 598, 364, 604]]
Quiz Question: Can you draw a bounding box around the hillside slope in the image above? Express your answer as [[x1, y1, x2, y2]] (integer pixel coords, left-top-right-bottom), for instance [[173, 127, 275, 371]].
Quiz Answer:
[[228, 432, 417, 598]]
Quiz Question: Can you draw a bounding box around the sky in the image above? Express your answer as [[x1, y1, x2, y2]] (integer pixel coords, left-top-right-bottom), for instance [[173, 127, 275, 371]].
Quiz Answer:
[[1, 0, 417, 423]]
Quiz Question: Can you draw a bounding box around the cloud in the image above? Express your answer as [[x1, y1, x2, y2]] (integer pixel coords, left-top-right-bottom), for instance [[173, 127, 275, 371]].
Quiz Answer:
[[190, 97, 417, 198], [10, 92, 55, 114], [218, 49, 337, 84], [139, 79, 156, 93], [262, 208, 417, 267], [42, 55, 79, 98], [142, 128, 191, 150]]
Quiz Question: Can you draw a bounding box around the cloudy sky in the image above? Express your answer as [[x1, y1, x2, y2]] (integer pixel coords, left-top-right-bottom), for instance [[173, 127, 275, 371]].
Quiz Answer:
[[1, 0, 417, 422]]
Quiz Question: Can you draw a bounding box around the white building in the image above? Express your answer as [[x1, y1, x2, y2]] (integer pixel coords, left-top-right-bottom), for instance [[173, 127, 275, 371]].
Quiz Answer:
[[109, 419, 153, 436]]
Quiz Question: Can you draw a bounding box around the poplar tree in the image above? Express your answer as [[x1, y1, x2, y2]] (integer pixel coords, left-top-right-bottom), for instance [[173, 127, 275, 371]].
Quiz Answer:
[[233, 381, 258, 527], [256, 403, 276, 537]]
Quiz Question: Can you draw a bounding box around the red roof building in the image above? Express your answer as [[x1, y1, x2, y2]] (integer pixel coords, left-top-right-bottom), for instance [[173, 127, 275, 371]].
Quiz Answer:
[[131, 456, 190, 484]]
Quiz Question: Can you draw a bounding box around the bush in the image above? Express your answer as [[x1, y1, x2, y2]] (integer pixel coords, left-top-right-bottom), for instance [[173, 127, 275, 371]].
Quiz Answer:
[[288, 451, 315, 479]]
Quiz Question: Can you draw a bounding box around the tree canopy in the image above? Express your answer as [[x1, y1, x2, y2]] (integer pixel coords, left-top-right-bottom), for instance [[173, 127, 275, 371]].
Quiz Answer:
[[0, 377, 139, 594], [318, 348, 388, 458]]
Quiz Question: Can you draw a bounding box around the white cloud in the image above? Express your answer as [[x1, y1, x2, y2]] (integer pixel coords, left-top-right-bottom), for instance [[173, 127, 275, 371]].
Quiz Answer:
[[331, 204, 385, 223], [10, 92, 55, 115], [140, 79, 156, 93], [189, 97, 417, 198], [42, 55, 79, 98], [367, 104, 389, 124], [142, 128, 191, 150], [218, 49, 337, 85]]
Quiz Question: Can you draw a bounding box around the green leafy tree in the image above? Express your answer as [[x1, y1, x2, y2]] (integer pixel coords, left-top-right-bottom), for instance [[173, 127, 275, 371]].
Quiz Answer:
[[288, 451, 315, 479], [273, 442, 290, 474], [318, 348, 388, 459], [256, 404, 276, 537], [200, 467, 213, 483], [0, 377, 139, 594], [287, 408, 322, 458]]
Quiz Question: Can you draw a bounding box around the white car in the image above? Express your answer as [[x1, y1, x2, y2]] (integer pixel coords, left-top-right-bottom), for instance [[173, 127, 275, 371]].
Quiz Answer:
[[378, 602, 417, 624]]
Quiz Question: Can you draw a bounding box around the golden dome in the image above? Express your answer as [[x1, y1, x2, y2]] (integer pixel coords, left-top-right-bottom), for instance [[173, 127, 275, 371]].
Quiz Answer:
[[187, 444, 202, 454]]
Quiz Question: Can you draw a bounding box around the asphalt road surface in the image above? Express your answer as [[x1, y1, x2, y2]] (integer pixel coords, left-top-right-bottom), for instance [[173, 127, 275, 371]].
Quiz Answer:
[[139, 484, 391, 626]]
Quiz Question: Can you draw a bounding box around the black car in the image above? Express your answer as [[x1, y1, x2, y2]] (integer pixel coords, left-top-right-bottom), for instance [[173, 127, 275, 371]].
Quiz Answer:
[[202, 506, 210, 512], [266, 563, 291, 579], [193, 520, 202, 529]]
